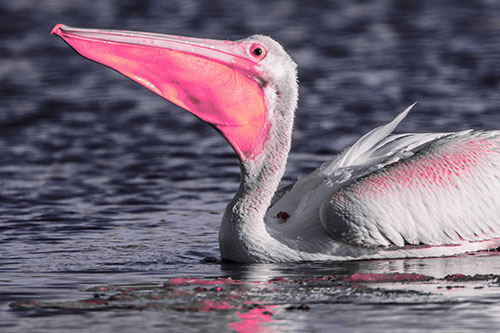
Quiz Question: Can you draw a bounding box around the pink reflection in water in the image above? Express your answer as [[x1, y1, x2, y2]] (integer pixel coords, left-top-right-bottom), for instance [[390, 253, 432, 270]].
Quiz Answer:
[[228, 304, 277, 333]]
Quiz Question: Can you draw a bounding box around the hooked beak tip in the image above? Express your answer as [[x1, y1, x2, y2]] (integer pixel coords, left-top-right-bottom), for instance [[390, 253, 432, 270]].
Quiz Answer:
[[50, 24, 65, 36]]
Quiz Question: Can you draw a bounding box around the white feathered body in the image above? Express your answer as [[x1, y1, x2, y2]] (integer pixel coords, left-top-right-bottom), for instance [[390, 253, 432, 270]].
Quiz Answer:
[[256, 106, 500, 262]]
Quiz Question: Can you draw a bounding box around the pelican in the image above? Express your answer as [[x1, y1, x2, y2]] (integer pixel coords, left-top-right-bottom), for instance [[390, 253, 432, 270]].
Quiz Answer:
[[51, 24, 500, 263]]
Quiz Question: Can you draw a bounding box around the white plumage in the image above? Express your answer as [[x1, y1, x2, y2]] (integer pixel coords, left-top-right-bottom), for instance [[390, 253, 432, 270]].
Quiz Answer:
[[261, 104, 500, 262]]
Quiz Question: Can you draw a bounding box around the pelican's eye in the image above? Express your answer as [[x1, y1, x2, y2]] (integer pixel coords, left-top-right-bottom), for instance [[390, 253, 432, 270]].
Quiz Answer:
[[249, 44, 267, 60]]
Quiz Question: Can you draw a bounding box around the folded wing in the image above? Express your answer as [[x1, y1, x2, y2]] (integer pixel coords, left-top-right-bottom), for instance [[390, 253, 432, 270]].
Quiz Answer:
[[267, 105, 500, 250], [320, 130, 500, 247]]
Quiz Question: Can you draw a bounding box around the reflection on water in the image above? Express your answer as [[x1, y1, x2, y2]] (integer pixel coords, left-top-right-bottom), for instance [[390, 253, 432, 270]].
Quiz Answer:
[[6, 252, 500, 332], [228, 305, 278, 333], [2, 0, 500, 331]]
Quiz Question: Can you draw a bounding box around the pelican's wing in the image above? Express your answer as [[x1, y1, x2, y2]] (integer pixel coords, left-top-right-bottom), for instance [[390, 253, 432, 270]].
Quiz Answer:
[[320, 130, 500, 247], [267, 105, 500, 250]]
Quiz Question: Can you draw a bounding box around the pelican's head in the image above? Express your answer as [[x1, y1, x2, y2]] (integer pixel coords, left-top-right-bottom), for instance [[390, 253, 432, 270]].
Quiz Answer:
[[51, 25, 298, 161]]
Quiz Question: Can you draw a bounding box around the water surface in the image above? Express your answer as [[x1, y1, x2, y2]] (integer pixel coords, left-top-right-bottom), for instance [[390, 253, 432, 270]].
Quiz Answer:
[[1, 1, 500, 331]]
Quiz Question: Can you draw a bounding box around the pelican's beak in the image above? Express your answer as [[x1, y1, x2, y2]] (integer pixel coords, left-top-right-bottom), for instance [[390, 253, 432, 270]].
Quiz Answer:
[[51, 24, 269, 160]]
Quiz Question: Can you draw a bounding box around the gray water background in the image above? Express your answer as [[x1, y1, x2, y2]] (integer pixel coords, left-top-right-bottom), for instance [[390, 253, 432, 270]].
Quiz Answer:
[[1, 0, 500, 331]]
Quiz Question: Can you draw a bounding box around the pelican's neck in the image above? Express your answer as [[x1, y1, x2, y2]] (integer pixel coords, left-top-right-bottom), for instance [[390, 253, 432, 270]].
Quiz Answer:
[[237, 121, 293, 218], [219, 79, 298, 262]]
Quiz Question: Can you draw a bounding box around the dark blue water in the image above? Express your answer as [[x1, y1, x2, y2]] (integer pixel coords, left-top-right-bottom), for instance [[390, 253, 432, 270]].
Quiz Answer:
[[2, 0, 500, 331]]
